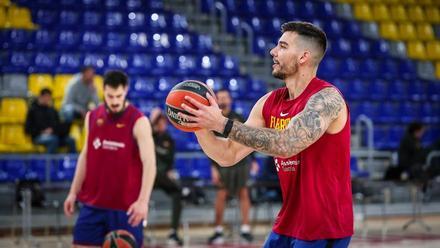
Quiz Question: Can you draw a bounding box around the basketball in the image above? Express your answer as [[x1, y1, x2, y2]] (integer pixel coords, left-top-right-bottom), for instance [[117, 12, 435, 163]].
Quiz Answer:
[[165, 80, 215, 132], [102, 229, 137, 248]]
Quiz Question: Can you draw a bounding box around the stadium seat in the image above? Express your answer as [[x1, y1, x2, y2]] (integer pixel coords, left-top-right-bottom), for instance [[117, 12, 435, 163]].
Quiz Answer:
[[319, 57, 340, 78], [0, 125, 34, 152], [332, 78, 349, 97], [93, 75, 103, 101], [127, 12, 146, 30], [205, 77, 225, 92], [0, 7, 6, 28], [2, 159, 27, 181], [323, 20, 344, 39], [2, 74, 27, 97], [388, 80, 408, 100], [83, 11, 103, 28], [379, 58, 399, 79], [360, 101, 379, 121], [425, 41, 440, 60], [105, 0, 124, 10], [377, 101, 398, 124], [353, 3, 373, 21], [400, 102, 421, 123], [2, 51, 33, 73], [0, 98, 27, 123], [127, 54, 152, 76], [407, 41, 427, 60], [380, 22, 399, 40], [105, 11, 125, 29], [57, 53, 82, 73], [389, 41, 407, 58], [315, 1, 336, 19], [374, 126, 390, 149], [174, 54, 196, 76], [34, 9, 58, 28], [361, 22, 379, 39], [83, 53, 106, 74], [197, 54, 220, 76], [149, 33, 171, 52], [56, 30, 80, 50], [359, 58, 379, 78], [398, 23, 417, 41], [155, 77, 176, 100], [172, 33, 194, 53], [151, 54, 174, 76], [107, 53, 128, 71], [408, 6, 425, 22], [372, 4, 390, 21], [82, 0, 101, 10], [427, 80, 440, 101], [416, 23, 435, 41], [104, 32, 127, 52], [129, 76, 156, 99], [416, 61, 436, 80], [2, 29, 32, 50], [225, 77, 248, 99], [389, 5, 408, 22], [331, 38, 352, 57], [149, 12, 168, 31], [29, 52, 57, 73], [347, 79, 367, 100], [5, 6, 36, 29], [398, 59, 417, 80], [340, 58, 359, 78], [425, 7, 440, 23], [436, 61, 440, 79], [257, 0, 279, 17], [126, 32, 149, 52], [59, 10, 81, 28], [408, 80, 427, 101], [195, 34, 213, 53], [233, 100, 253, 119], [220, 55, 240, 76], [369, 79, 388, 100], [297, 1, 317, 18], [80, 31, 104, 52], [59, 0, 76, 9], [421, 102, 438, 124], [53, 74, 73, 100], [31, 29, 56, 50], [370, 39, 390, 57], [126, 0, 143, 11], [171, 13, 188, 31], [28, 73, 53, 96], [335, 3, 353, 20]]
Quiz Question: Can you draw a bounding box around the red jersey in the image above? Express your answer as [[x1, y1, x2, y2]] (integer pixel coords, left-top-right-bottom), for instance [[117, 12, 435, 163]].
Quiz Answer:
[[78, 104, 144, 211], [262, 77, 353, 240]]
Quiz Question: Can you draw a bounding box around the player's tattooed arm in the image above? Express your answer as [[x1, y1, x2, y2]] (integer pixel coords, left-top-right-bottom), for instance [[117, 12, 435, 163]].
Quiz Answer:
[[228, 87, 345, 158]]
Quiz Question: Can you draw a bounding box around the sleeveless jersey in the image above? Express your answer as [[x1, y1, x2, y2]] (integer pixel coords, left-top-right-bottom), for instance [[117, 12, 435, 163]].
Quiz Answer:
[[262, 77, 353, 240], [78, 104, 144, 211]]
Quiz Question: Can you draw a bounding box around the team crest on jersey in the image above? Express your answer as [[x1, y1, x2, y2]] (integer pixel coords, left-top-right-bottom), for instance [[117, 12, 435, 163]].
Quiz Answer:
[[96, 118, 104, 126]]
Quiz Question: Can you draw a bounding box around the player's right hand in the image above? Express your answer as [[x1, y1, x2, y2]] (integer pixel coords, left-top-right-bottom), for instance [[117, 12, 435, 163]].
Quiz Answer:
[[63, 193, 76, 217]]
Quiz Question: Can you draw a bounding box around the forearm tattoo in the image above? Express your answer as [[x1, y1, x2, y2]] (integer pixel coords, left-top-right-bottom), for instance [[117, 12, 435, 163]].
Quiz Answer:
[[228, 87, 344, 157]]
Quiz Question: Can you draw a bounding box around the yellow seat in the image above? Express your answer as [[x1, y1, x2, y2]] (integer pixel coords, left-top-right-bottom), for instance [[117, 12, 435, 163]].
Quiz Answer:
[[426, 41, 440, 60], [0, 7, 6, 28], [53, 74, 74, 100], [5, 6, 36, 29], [28, 74, 54, 96], [418, 0, 433, 6], [400, 0, 416, 4], [436, 61, 440, 79], [417, 23, 435, 41], [407, 41, 427, 60], [354, 3, 373, 21], [0, 125, 34, 152], [381, 0, 400, 4], [380, 22, 400, 40], [0, 0, 10, 7], [94, 75, 104, 101], [398, 23, 417, 41], [425, 7, 440, 23], [54, 99, 63, 111], [390, 5, 408, 22], [372, 4, 390, 21], [0, 98, 27, 124], [408, 6, 425, 22], [70, 123, 83, 152]]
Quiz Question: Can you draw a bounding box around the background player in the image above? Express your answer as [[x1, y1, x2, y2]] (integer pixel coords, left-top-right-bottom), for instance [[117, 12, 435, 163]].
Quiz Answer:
[[179, 21, 353, 248], [63, 70, 156, 248]]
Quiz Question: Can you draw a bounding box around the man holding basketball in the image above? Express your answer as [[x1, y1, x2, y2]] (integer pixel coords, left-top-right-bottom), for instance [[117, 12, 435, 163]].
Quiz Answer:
[[180, 21, 353, 247], [64, 70, 156, 248]]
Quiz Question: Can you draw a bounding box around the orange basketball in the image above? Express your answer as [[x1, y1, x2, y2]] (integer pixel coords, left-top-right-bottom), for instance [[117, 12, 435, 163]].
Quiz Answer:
[[102, 229, 137, 248], [165, 80, 215, 132]]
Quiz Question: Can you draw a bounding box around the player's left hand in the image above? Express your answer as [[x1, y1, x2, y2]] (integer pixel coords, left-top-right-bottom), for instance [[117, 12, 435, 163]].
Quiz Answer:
[[179, 93, 227, 133], [127, 200, 149, 227]]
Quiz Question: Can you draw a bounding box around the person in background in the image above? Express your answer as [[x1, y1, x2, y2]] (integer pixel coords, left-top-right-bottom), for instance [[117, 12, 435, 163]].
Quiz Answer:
[[25, 88, 76, 154], [150, 108, 183, 246], [398, 122, 427, 180], [61, 66, 99, 123]]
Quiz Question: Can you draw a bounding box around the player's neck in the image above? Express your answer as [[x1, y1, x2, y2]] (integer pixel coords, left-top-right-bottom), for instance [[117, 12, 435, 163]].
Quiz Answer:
[[284, 68, 317, 100]]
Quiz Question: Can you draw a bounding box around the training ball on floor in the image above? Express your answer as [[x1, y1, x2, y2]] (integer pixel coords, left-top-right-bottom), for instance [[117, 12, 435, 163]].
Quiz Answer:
[[165, 80, 215, 132], [102, 229, 137, 248]]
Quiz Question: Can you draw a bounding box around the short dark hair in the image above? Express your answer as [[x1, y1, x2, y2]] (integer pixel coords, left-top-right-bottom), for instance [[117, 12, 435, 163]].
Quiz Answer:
[[104, 70, 129, 88], [40, 88, 52, 96], [281, 21, 327, 58], [407, 122, 424, 135], [81, 65, 95, 73]]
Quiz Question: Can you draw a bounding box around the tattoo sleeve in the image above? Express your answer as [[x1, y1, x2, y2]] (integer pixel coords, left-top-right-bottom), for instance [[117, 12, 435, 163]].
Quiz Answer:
[[228, 87, 344, 158]]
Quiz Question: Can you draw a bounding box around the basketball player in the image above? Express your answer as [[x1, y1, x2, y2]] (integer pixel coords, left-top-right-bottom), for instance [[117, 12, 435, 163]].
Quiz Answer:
[[179, 21, 353, 247], [63, 70, 156, 248]]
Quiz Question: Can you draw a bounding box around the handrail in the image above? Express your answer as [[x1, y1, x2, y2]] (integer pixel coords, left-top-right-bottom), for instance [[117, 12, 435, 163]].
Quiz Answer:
[[355, 115, 375, 172], [214, 1, 227, 34], [424, 150, 440, 170], [239, 21, 254, 55]]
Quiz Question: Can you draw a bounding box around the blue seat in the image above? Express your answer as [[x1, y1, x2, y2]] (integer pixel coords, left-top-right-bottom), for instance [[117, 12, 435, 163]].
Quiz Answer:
[[195, 34, 213, 53], [240, 0, 258, 17], [233, 100, 253, 119], [126, 0, 144, 10], [248, 16, 266, 35], [408, 80, 427, 101], [332, 78, 349, 97], [105, 0, 124, 10], [343, 21, 362, 39], [297, 1, 316, 18], [129, 76, 156, 99], [388, 126, 404, 149], [127, 12, 146, 30], [369, 79, 388, 100], [352, 38, 371, 58], [56, 30, 81, 50], [57, 53, 82, 73], [107, 53, 128, 71], [105, 32, 128, 52], [105, 11, 125, 30], [279, 0, 298, 18], [380, 58, 399, 79], [220, 55, 240, 76], [172, 33, 194, 53], [127, 54, 152, 76], [60, 0, 77, 9], [205, 77, 225, 92], [253, 36, 270, 56], [156, 76, 176, 99], [149, 33, 171, 52], [2, 52, 33, 73], [421, 102, 438, 124], [340, 58, 359, 78], [4, 160, 26, 181], [377, 102, 398, 124], [398, 59, 417, 80], [29, 52, 57, 73], [133, 100, 160, 114], [399, 102, 421, 123], [331, 38, 352, 57], [221, 0, 239, 14], [127, 32, 149, 52], [175, 55, 197, 76], [171, 13, 189, 31], [360, 101, 379, 121], [83, 0, 102, 9], [350, 157, 369, 178], [83, 11, 103, 28], [83, 53, 106, 73], [318, 57, 340, 78], [427, 80, 440, 101], [35, 9, 58, 28], [151, 54, 175, 76], [359, 58, 379, 79], [370, 39, 390, 57], [197, 54, 220, 76], [2, 30, 32, 50], [324, 20, 344, 39], [226, 16, 241, 34], [374, 126, 390, 150], [225, 77, 248, 99], [79, 31, 104, 52], [59, 10, 81, 28], [148, 12, 168, 31], [388, 80, 408, 100], [347, 79, 367, 100], [248, 78, 267, 100], [315, 2, 336, 19], [258, 0, 279, 17]]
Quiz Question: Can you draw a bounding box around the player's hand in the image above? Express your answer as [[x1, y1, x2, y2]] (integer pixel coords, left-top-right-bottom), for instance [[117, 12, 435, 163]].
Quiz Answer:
[[179, 93, 227, 133], [127, 200, 149, 227], [63, 193, 76, 217]]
